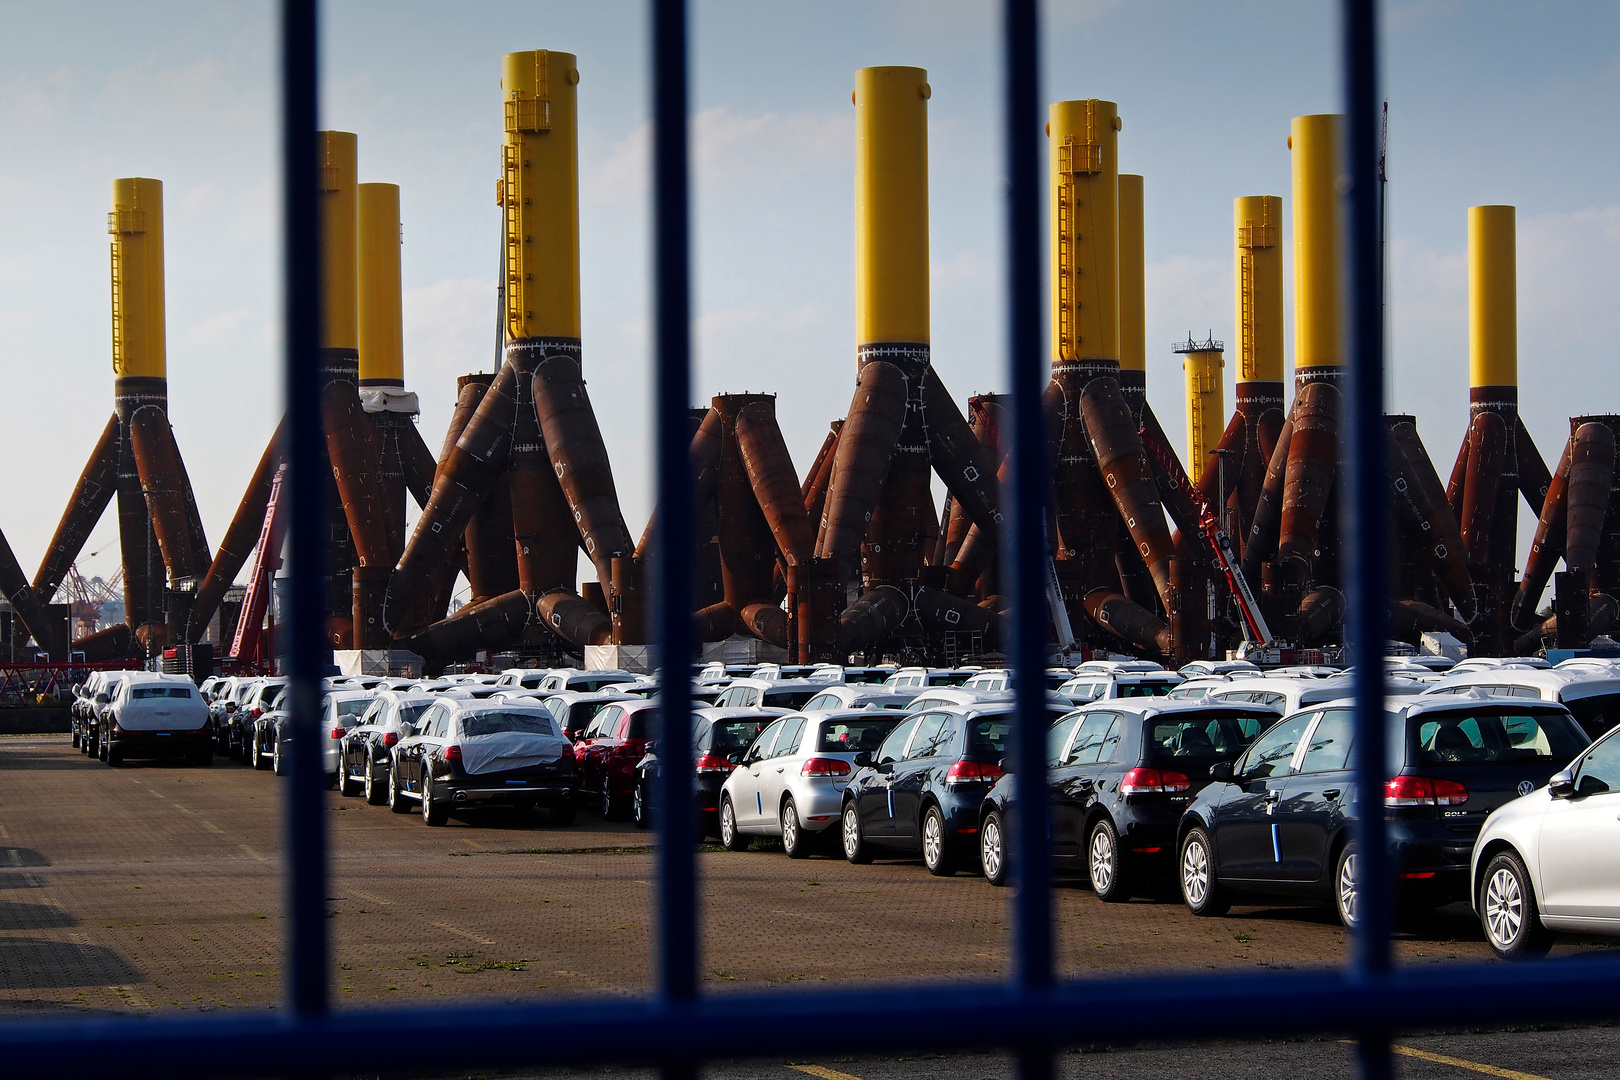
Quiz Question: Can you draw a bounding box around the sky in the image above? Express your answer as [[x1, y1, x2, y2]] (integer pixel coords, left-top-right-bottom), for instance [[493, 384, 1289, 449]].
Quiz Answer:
[[1, 1, 1618, 596]]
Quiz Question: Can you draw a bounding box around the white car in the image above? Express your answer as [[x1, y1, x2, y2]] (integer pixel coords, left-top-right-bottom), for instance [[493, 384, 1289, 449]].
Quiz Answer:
[[99, 673, 211, 766], [1472, 723, 1620, 958], [1421, 667, 1620, 741], [718, 709, 910, 858], [1057, 669, 1183, 703], [801, 685, 917, 712]]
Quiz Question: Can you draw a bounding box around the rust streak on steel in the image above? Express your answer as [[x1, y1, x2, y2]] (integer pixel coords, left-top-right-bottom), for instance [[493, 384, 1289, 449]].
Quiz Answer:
[[862, 446, 935, 591], [504, 343, 577, 602], [533, 351, 634, 587], [735, 400, 814, 565], [713, 395, 779, 626], [319, 350, 392, 571], [641, 407, 726, 559], [695, 601, 740, 642], [1386, 418, 1475, 623], [802, 421, 842, 539], [788, 559, 842, 662], [1277, 380, 1341, 578], [1446, 438, 1470, 527], [190, 420, 286, 640], [1240, 417, 1294, 585], [537, 589, 611, 648], [921, 373, 1003, 538], [1516, 415, 1554, 519], [127, 407, 205, 585], [1514, 434, 1573, 629], [1082, 587, 1172, 656], [402, 589, 532, 663], [1081, 377, 1175, 608], [801, 424, 841, 506], [1460, 410, 1508, 565], [1564, 421, 1616, 576], [739, 601, 788, 648], [398, 422, 439, 509], [33, 413, 120, 601], [1141, 401, 1204, 543], [816, 361, 909, 578]]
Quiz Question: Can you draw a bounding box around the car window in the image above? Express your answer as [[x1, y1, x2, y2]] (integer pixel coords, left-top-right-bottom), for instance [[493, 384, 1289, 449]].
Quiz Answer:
[[711, 719, 770, 758], [1118, 680, 1174, 698], [1576, 729, 1620, 795], [966, 716, 1013, 756], [1239, 712, 1314, 780], [625, 711, 658, 740], [804, 694, 835, 711], [1047, 713, 1083, 766], [1413, 709, 1588, 766], [875, 717, 919, 765], [905, 713, 950, 760], [774, 717, 807, 757], [1561, 693, 1620, 740], [816, 717, 898, 753], [747, 720, 785, 762], [463, 712, 555, 738], [1298, 710, 1354, 773], [1064, 714, 1116, 766], [591, 706, 624, 738], [1148, 713, 1268, 758]]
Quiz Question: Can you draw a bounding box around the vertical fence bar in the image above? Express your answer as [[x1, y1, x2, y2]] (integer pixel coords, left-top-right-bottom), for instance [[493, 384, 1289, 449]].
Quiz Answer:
[[279, 0, 329, 1022], [1341, 1, 1391, 1078], [1003, 4, 1054, 1079], [652, 0, 697, 1041]]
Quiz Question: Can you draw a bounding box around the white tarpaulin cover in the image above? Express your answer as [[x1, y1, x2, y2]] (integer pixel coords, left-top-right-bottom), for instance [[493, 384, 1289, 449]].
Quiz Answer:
[[358, 386, 421, 415], [458, 729, 566, 776]]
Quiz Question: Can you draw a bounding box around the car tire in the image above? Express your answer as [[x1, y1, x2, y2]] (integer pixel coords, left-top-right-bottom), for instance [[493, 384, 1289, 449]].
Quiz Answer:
[[388, 767, 411, 815], [781, 797, 809, 860], [1334, 844, 1360, 930], [601, 772, 621, 820], [98, 737, 109, 762], [364, 761, 386, 806], [841, 801, 873, 865], [921, 804, 957, 877], [106, 747, 122, 767], [192, 748, 212, 767], [251, 738, 269, 771], [1179, 826, 1229, 916], [71, 729, 80, 749], [719, 797, 748, 852], [1480, 850, 1553, 960], [633, 778, 651, 830], [272, 740, 285, 777], [337, 756, 357, 797], [550, 800, 576, 826], [1089, 818, 1129, 902], [422, 776, 449, 827], [981, 810, 1010, 888]]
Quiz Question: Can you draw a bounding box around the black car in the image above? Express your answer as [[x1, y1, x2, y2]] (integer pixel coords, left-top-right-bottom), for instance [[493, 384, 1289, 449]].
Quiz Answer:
[[841, 706, 1055, 876], [1176, 692, 1590, 926], [631, 708, 785, 833], [337, 692, 438, 804], [977, 701, 1278, 897], [389, 699, 578, 825]]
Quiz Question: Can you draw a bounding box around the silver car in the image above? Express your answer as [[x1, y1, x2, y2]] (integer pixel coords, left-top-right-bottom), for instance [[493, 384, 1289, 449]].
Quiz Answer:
[[718, 710, 907, 858]]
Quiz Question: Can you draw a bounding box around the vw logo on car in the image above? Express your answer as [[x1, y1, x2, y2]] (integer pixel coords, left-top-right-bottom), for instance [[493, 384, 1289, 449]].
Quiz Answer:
[[1518, 780, 1535, 797]]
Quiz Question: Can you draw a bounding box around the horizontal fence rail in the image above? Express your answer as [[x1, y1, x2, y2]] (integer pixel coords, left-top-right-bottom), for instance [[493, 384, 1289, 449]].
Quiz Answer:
[[4, 3, 1618, 1080]]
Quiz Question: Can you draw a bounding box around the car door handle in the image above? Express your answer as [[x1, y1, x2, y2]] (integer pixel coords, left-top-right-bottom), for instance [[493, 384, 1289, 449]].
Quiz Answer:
[[1322, 789, 1341, 800], [1263, 790, 1281, 802], [774, 767, 785, 774]]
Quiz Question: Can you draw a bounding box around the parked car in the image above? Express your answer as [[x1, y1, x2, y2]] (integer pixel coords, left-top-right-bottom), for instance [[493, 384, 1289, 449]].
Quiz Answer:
[[99, 672, 211, 766], [719, 709, 906, 857], [808, 665, 895, 685], [536, 668, 638, 693], [1200, 675, 1362, 717], [72, 670, 125, 753], [710, 677, 838, 710], [1176, 692, 1590, 926], [1421, 667, 1620, 740], [1178, 660, 1262, 678], [233, 678, 286, 763], [337, 692, 437, 803], [801, 685, 917, 712], [388, 699, 578, 825], [573, 698, 664, 816], [1471, 722, 1620, 958], [976, 701, 1278, 893], [880, 667, 976, 690], [632, 707, 790, 834], [840, 705, 1064, 875], [961, 668, 1075, 693], [1057, 668, 1184, 703], [259, 688, 375, 782], [530, 689, 637, 741], [242, 683, 289, 771]]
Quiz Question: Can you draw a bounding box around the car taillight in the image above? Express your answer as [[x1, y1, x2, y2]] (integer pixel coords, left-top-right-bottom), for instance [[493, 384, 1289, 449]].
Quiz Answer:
[[251, 707, 261, 718], [613, 742, 642, 757], [1384, 775, 1469, 807], [694, 752, 732, 774], [800, 757, 852, 777], [329, 728, 345, 739], [1119, 768, 1191, 795], [444, 745, 462, 761], [225, 703, 237, 712], [945, 760, 1003, 784], [382, 731, 399, 747]]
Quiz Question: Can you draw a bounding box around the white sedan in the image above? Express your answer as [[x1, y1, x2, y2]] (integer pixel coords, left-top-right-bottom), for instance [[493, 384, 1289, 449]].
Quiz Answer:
[[1472, 723, 1620, 958]]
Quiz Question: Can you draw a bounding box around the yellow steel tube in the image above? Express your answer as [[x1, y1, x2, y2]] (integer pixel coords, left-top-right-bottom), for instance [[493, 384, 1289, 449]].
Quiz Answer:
[[1119, 174, 1146, 375], [1468, 205, 1517, 388], [1289, 115, 1341, 372], [108, 177, 166, 378], [855, 66, 931, 347], [502, 50, 581, 341], [1234, 194, 1285, 384], [318, 131, 359, 351], [1049, 99, 1122, 364], [1182, 346, 1225, 486], [358, 182, 405, 385]]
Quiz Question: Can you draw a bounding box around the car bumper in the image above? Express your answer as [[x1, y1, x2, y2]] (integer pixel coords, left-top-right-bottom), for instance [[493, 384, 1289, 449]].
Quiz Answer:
[[427, 778, 577, 806], [787, 781, 849, 833], [108, 732, 211, 757]]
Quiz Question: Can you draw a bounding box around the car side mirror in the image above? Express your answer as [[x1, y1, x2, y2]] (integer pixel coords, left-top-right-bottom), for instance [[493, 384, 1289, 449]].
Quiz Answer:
[[998, 756, 1014, 775], [1548, 769, 1576, 799], [72, 683, 82, 695], [645, 740, 658, 756], [853, 751, 873, 768], [1209, 761, 1234, 783]]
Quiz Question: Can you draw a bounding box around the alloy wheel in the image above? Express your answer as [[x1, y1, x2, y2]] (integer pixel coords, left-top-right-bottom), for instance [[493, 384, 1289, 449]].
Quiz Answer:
[[781, 801, 799, 853], [1182, 837, 1210, 907], [1337, 850, 1359, 928], [1089, 825, 1116, 894], [1484, 866, 1524, 948], [842, 805, 860, 859], [922, 810, 943, 868], [980, 814, 1004, 883]]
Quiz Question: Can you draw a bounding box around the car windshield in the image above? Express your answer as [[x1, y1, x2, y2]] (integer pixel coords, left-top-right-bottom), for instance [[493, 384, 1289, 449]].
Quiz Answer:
[[1118, 681, 1176, 697], [1410, 709, 1588, 766], [762, 689, 819, 709], [1147, 712, 1271, 758], [131, 687, 192, 699], [817, 717, 901, 753], [711, 719, 771, 755], [462, 712, 555, 738], [335, 700, 370, 718], [967, 716, 1013, 755], [396, 704, 433, 729], [626, 712, 659, 739], [1561, 693, 1620, 740]]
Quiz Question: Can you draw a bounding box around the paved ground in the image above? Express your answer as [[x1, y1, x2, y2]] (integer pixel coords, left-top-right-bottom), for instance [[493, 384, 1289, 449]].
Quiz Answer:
[[3, 733, 1618, 1077]]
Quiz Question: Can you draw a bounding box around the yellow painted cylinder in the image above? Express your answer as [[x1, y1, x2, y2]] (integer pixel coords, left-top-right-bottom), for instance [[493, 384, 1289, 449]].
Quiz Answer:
[[1050, 99, 1122, 364], [1118, 174, 1146, 374], [501, 50, 581, 341], [108, 177, 166, 379], [1234, 195, 1285, 384], [1289, 115, 1341, 372], [318, 131, 359, 351], [1181, 347, 1226, 485], [1468, 205, 1516, 388], [855, 66, 930, 346], [358, 182, 405, 385]]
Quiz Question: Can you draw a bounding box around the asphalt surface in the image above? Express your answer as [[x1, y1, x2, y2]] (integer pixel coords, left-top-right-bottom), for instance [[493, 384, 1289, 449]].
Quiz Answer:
[[3, 734, 1619, 1078]]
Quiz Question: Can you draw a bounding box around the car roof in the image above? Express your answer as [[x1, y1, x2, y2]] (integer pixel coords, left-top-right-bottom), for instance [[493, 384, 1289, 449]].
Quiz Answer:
[[1423, 668, 1620, 696]]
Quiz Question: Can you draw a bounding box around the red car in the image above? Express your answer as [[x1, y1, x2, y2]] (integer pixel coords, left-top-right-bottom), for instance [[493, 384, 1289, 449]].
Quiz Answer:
[[575, 698, 663, 817]]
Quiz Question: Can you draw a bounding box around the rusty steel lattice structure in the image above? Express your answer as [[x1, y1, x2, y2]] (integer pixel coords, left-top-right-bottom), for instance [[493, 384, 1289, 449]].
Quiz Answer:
[[9, 6, 1620, 1080]]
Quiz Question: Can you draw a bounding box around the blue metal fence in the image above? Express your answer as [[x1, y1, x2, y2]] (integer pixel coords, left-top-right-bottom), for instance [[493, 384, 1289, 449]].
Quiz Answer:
[[5, 2, 1619, 1078]]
